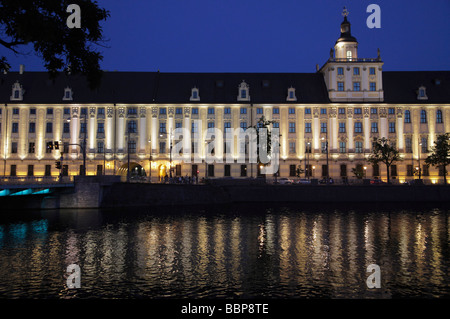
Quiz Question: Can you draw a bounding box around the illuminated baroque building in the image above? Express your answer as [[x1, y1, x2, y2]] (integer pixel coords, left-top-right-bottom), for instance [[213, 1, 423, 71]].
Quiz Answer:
[[0, 13, 449, 184]]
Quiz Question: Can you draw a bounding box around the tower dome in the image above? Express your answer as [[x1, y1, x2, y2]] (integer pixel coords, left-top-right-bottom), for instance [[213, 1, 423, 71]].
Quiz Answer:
[[336, 15, 358, 44], [334, 7, 358, 60]]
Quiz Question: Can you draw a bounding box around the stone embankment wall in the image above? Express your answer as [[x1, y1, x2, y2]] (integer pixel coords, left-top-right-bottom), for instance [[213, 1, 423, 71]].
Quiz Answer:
[[1, 176, 449, 210]]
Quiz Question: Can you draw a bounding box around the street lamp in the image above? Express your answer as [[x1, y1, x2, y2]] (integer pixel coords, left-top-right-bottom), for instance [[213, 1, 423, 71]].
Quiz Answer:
[[321, 136, 329, 184], [66, 114, 87, 176], [418, 141, 422, 180], [204, 140, 208, 179], [169, 132, 173, 179], [306, 141, 311, 180], [148, 139, 152, 183], [364, 166, 367, 179], [82, 112, 87, 176]]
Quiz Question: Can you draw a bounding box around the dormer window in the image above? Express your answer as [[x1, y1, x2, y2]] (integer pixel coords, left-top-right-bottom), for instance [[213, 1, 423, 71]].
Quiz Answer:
[[237, 81, 250, 101], [286, 87, 297, 101], [10, 81, 24, 101], [63, 87, 73, 101], [190, 87, 200, 101], [417, 86, 428, 100]]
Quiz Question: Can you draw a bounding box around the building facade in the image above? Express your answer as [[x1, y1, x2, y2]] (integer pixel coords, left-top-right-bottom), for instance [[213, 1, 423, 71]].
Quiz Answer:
[[1, 14, 449, 184]]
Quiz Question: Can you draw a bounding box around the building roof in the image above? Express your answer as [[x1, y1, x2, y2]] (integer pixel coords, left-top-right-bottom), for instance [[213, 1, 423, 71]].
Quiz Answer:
[[0, 71, 330, 104], [382, 71, 450, 104], [1, 69, 449, 105]]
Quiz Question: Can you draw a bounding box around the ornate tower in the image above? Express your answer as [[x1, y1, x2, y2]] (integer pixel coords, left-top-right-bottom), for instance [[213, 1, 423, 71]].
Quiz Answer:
[[319, 7, 384, 102]]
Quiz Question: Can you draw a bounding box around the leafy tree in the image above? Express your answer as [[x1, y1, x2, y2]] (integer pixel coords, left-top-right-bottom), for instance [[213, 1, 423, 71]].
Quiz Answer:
[[425, 133, 450, 185], [250, 116, 277, 179], [295, 166, 304, 177], [0, 0, 109, 89], [351, 164, 364, 179], [367, 137, 401, 184]]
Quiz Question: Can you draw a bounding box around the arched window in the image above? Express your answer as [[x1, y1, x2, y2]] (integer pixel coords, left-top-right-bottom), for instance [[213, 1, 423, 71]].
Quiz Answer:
[[436, 110, 443, 123], [420, 110, 427, 123], [404, 110, 411, 123]]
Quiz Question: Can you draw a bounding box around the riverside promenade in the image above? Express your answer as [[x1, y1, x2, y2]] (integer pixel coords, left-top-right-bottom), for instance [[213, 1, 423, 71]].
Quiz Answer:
[[1, 176, 449, 210]]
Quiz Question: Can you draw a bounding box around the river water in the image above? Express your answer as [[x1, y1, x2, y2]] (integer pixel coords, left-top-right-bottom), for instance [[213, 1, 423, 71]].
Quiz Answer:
[[0, 203, 448, 299]]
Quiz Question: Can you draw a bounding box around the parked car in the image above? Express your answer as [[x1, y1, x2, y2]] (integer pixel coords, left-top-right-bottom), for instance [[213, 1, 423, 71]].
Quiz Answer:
[[296, 179, 311, 184], [278, 178, 293, 185], [370, 179, 386, 185], [319, 178, 334, 184]]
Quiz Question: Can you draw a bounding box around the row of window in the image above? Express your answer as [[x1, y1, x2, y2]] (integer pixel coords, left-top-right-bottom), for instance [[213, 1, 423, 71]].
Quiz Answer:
[[3, 115, 443, 136], [2, 108, 444, 136], [11, 128, 432, 156], [1, 107, 443, 123], [289, 163, 447, 178], [337, 81, 377, 91], [404, 109, 443, 124], [337, 67, 377, 76], [11, 136, 430, 157], [9, 140, 117, 155], [8, 164, 103, 177], [8, 163, 447, 179]]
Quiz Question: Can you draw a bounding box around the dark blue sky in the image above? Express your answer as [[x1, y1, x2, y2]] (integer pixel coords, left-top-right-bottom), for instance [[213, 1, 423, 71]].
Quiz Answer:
[[4, 0, 450, 73]]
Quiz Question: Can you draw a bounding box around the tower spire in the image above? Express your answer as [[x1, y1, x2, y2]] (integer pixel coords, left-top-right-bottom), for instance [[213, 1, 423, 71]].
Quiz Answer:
[[342, 6, 349, 18], [336, 7, 357, 45]]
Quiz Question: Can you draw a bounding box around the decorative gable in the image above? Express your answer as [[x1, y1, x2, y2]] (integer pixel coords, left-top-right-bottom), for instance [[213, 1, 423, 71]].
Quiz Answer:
[[237, 80, 250, 101], [190, 87, 200, 101], [286, 87, 297, 101], [63, 87, 73, 101], [417, 86, 428, 100], [10, 81, 24, 101]]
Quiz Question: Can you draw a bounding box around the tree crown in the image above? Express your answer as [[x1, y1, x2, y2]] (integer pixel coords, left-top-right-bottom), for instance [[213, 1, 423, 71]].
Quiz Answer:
[[0, 0, 109, 89]]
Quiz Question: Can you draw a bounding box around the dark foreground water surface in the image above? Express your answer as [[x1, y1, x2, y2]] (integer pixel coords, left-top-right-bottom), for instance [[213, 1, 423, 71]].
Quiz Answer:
[[0, 203, 448, 299]]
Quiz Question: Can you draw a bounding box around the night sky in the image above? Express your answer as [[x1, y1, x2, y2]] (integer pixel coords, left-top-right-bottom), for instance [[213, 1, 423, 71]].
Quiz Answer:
[[3, 0, 450, 73]]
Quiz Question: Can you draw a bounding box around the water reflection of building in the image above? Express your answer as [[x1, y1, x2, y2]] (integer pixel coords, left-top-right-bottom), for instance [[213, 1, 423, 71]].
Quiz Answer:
[[0, 209, 447, 297]]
